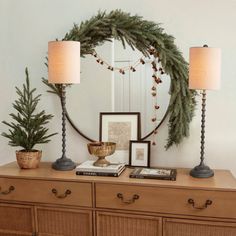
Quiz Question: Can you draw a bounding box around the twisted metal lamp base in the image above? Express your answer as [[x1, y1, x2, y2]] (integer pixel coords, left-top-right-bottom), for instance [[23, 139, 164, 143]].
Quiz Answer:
[[52, 84, 76, 171], [52, 157, 76, 171], [190, 90, 214, 178], [190, 163, 214, 178]]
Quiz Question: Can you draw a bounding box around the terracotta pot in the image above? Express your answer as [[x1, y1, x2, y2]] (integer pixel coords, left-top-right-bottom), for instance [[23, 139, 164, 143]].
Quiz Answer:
[[16, 150, 42, 169]]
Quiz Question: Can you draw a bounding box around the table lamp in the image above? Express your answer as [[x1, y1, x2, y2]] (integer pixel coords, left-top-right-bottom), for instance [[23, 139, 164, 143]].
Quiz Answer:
[[189, 45, 221, 178], [48, 41, 80, 171]]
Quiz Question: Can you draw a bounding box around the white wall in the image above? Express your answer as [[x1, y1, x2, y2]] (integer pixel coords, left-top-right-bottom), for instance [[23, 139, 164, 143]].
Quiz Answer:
[[0, 0, 236, 177]]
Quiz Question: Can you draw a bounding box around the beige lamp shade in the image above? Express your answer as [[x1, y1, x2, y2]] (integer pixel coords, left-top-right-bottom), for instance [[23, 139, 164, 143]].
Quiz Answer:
[[189, 47, 221, 90], [48, 41, 80, 84]]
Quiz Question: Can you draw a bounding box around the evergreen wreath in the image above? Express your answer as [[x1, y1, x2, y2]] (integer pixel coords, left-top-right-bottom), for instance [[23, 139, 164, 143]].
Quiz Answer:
[[43, 10, 196, 148]]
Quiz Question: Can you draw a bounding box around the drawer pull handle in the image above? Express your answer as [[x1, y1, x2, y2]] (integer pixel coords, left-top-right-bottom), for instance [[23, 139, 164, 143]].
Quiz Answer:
[[51, 188, 71, 199], [188, 198, 212, 209], [117, 193, 139, 204], [0, 186, 15, 195]]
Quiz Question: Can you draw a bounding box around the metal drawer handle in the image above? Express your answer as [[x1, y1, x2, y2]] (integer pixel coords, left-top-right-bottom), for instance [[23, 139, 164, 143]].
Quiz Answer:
[[117, 193, 140, 204], [0, 186, 15, 195], [188, 198, 212, 209], [51, 188, 71, 199]]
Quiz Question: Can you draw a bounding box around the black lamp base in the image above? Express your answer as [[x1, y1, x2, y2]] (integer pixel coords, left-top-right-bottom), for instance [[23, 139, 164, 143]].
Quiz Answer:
[[190, 164, 214, 178], [52, 157, 76, 171]]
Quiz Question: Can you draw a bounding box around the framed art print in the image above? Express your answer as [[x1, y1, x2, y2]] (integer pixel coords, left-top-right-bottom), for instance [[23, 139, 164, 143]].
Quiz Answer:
[[129, 140, 150, 167], [99, 112, 141, 164]]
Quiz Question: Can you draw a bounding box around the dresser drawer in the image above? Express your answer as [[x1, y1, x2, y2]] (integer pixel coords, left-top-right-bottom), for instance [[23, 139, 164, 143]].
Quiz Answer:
[[95, 183, 236, 219], [0, 178, 92, 207], [163, 218, 236, 236]]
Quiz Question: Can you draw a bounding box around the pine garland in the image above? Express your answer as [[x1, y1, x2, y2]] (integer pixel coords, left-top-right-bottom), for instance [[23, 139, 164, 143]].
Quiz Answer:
[[43, 10, 196, 148], [2, 68, 57, 151]]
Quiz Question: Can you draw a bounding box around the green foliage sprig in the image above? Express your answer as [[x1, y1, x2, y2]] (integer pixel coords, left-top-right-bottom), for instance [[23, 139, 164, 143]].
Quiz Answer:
[[43, 10, 196, 148], [2, 68, 57, 151]]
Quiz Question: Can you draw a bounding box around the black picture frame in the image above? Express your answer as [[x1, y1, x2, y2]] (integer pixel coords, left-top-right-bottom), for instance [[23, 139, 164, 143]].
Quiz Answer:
[[129, 140, 151, 167], [99, 112, 141, 164]]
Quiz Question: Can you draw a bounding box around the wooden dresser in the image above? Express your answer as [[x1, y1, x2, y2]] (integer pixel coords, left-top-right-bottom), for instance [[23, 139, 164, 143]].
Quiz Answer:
[[0, 162, 235, 236]]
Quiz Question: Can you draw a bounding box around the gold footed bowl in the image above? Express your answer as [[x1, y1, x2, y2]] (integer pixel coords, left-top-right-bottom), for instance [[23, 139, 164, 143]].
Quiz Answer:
[[87, 142, 116, 167]]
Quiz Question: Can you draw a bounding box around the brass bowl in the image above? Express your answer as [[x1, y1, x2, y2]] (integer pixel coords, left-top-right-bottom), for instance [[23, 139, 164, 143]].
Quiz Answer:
[[87, 142, 116, 167]]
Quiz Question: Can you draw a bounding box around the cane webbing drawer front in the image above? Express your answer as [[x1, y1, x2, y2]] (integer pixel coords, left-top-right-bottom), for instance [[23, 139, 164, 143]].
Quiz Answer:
[[0, 178, 92, 207], [96, 211, 161, 236], [37, 207, 93, 236], [0, 203, 34, 235], [95, 183, 236, 219], [0, 232, 32, 236], [163, 218, 236, 236]]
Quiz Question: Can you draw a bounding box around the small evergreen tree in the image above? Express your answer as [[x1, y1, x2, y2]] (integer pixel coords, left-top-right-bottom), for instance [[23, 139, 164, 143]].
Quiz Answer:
[[2, 68, 57, 151]]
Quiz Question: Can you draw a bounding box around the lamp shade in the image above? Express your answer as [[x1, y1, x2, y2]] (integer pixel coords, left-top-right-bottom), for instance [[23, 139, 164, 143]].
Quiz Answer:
[[189, 47, 221, 90], [48, 41, 80, 84]]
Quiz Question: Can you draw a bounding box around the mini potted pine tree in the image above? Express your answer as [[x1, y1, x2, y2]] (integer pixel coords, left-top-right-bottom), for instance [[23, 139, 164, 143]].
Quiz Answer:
[[2, 68, 57, 169]]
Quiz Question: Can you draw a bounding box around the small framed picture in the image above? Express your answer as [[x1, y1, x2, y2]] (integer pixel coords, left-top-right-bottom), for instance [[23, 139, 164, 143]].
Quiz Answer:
[[100, 112, 141, 164], [129, 140, 150, 167]]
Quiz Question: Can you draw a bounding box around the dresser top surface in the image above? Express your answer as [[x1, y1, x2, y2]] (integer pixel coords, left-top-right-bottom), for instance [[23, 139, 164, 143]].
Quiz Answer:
[[0, 162, 235, 191]]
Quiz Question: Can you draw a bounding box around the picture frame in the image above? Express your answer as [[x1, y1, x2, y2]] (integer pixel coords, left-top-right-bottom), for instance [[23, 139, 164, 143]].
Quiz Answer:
[[129, 140, 151, 167], [99, 112, 141, 164]]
